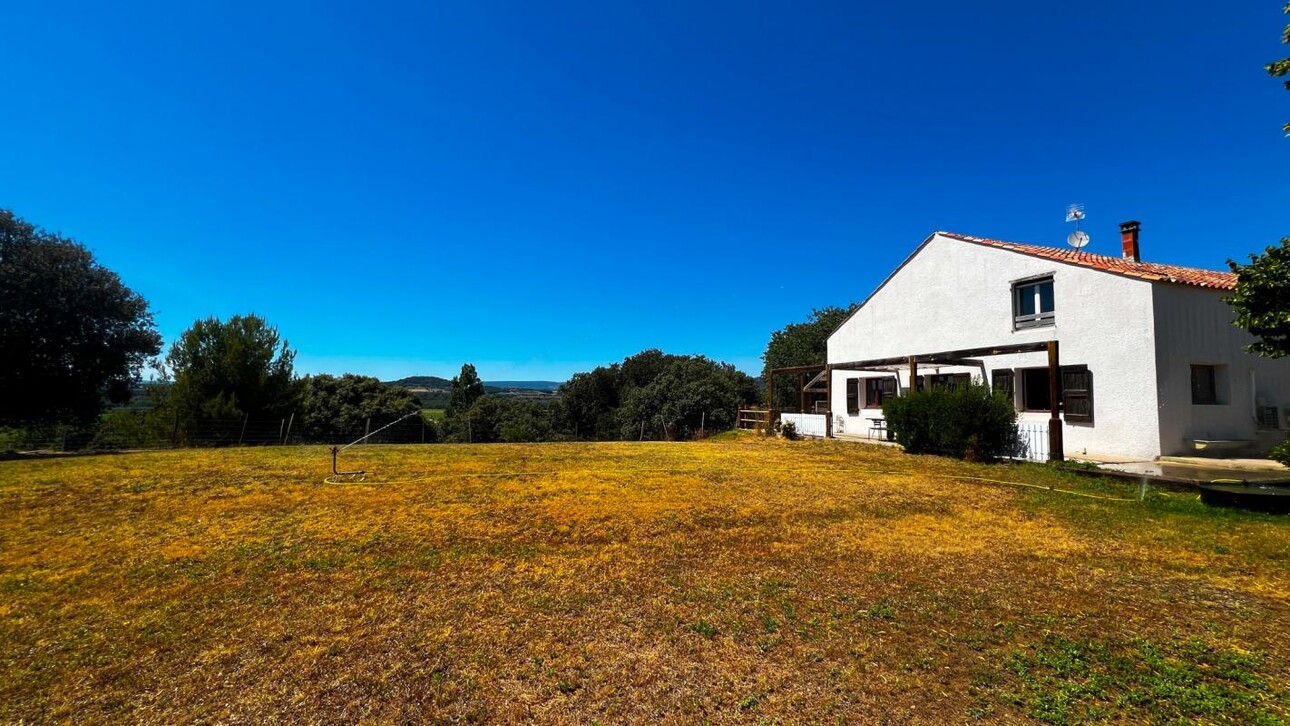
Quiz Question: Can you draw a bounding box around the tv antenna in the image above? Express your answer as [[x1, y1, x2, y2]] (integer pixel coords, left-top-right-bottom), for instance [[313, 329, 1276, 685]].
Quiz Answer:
[[1065, 203, 1089, 249]]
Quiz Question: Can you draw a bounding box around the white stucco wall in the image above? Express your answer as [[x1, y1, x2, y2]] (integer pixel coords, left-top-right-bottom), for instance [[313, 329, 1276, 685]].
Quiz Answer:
[[826, 233, 1163, 460], [1152, 284, 1290, 456]]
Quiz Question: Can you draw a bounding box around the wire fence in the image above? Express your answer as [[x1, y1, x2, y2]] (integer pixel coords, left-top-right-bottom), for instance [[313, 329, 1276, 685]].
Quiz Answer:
[[5, 415, 435, 453]]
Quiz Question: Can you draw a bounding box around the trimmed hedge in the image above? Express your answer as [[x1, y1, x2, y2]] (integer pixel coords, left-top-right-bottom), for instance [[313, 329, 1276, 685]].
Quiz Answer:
[[881, 382, 1019, 461]]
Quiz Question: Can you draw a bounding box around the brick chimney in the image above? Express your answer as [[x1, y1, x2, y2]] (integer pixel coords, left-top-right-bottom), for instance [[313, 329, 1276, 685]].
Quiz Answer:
[[1119, 220, 1141, 262]]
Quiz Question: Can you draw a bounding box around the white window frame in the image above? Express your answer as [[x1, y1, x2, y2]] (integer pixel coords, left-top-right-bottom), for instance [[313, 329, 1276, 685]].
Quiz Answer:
[[1012, 275, 1055, 330]]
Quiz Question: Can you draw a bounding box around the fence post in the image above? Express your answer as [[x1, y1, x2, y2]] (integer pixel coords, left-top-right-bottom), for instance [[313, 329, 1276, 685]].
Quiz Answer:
[[365, 417, 371, 444], [284, 413, 294, 445], [238, 414, 249, 446]]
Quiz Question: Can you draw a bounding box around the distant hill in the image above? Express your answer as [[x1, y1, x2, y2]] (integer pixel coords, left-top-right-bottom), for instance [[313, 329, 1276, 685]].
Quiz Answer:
[[485, 380, 563, 391], [385, 376, 453, 389], [384, 376, 563, 408]]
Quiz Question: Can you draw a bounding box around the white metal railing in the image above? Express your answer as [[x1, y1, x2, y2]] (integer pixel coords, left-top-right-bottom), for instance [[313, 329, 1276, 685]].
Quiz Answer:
[[1013, 423, 1049, 461], [780, 413, 827, 438]]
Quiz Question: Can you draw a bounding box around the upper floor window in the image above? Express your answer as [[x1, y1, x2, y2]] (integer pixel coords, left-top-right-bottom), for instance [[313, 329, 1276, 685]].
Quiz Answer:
[[1013, 277, 1055, 330]]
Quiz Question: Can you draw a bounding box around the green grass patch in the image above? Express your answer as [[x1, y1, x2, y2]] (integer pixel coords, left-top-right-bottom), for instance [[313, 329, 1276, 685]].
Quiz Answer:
[[994, 634, 1284, 724]]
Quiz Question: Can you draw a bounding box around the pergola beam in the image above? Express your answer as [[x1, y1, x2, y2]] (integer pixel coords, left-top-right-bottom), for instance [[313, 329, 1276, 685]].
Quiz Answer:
[[818, 339, 1063, 462], [829, 341, 1051, 371], [767, 364, 828, 375]]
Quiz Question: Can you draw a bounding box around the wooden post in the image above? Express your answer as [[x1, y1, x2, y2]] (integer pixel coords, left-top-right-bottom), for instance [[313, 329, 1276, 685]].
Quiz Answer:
[[1047, 340, 1064, 462], [798, 372, 806, 414], [238, 413, 249, 446], [908, 357, 918, 394], [824, 364, 833, 438], [767, 374, 774, 414]]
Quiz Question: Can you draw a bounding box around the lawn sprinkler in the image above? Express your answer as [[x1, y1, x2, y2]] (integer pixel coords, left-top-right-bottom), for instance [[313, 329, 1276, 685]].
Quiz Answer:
[[325, 410, 421, 483], [330, 445, 366, 479]]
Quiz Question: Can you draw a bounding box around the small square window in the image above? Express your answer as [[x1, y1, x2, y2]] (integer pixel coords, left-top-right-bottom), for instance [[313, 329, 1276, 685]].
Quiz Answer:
[[1013, 277, 1055, 329]]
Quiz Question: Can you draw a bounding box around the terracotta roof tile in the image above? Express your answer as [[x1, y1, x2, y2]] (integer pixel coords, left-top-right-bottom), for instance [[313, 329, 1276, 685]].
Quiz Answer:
[[939, 232, 1237, 291]]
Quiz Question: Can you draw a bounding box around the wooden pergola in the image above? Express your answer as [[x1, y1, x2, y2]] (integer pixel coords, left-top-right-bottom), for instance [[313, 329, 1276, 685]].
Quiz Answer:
[[770, 340, 1065, 461]]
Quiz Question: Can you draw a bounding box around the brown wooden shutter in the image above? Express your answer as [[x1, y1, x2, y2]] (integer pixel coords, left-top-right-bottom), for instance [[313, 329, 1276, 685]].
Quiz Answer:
[[991, 369, 1014, 400], [1061, 366, 1093, 424], [846, 378, 859, 415]]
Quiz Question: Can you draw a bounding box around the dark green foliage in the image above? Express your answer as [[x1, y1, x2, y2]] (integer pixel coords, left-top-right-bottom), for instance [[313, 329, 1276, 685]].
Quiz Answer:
[[552, 367, 621, 440], [882, 382, 1018, 461], [446, 363, 486, 416], [297, 374, 426, 443], [449, 350, 758, 443], [779, 420, 798, 440], [615, 354, 758, 440], [442, 397, 555, 443], [762, 305, 856, 408], [0, 209, 162, 425], [165, 314, 297, 441], [1270, 437, 1290, 467], [1227, 238, 1290, 359], [87, 384, 174, 449]]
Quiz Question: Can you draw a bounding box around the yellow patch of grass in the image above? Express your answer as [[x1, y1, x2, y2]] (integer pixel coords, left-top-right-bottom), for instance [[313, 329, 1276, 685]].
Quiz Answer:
[[2, 438, 1289, 723]]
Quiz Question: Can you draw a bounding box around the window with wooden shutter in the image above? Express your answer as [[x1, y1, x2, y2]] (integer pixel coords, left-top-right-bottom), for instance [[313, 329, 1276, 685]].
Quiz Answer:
[[865, 377, 899, 407], [1061, 366, 1093, 424], [846, 378, 859, 415], [991, 369, 1014, 403]]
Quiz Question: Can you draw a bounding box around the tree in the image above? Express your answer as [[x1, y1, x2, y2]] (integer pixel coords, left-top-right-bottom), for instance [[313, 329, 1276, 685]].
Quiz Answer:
[[296, 374, 426, 443], [1270, 2, 1289, 135], [0, 209, 162, 425], [446, 363, 486, 416], [553, 366, 620, 440], [1226, 8, 1290, 359], [616, 355, 756, 440], [762, 305, 856, 408], [1242, 8, 1290, 465], [165, 314, 297, 434], [1227, 240, 1290, 359], [442, 397, 555, 443]]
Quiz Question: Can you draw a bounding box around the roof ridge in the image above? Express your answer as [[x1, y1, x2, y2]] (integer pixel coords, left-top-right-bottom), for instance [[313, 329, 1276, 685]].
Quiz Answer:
[[936, 231, 1236, 291]]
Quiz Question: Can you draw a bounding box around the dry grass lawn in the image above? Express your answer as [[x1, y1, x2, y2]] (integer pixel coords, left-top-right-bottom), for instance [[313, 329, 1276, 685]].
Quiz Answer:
[[3, 436, 1290, 724]]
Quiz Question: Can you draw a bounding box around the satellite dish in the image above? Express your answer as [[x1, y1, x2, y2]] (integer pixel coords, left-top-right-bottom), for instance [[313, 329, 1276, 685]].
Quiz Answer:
[[1067, 230, 1090, 249]]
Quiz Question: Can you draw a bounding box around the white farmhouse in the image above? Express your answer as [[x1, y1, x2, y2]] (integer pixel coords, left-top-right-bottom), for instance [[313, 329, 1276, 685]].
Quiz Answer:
[[825, 222, 1290, 461]]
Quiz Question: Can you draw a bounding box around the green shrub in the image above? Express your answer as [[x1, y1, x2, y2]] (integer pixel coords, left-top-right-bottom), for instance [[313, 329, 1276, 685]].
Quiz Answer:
[[780, 420, 798, 440], [0, 427, 26, 452], [881, 382, 1018, 461], [1271, 436, 1290, 467]]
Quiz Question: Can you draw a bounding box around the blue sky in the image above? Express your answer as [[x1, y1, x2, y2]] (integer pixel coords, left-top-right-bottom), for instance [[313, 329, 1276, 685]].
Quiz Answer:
[[2, 2, 1287, 381]]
